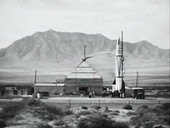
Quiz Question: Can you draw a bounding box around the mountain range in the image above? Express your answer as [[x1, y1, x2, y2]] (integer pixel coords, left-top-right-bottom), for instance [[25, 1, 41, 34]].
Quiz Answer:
[[0, 29, 169, 82]]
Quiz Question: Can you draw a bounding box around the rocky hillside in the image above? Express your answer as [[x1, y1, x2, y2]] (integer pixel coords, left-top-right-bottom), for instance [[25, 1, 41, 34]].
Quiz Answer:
[[0, 29, 168, 69], [0, 30, 169, 83]]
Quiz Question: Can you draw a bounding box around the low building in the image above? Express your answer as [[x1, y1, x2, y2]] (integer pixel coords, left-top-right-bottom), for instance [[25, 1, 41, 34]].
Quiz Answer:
[[0, 84, 34, 96], [64, 61, 103, 95], [34, 80, 65, 96]]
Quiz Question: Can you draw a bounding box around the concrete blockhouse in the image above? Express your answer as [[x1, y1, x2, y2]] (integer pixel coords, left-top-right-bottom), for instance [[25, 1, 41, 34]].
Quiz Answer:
[[65, 61, 103, 95]]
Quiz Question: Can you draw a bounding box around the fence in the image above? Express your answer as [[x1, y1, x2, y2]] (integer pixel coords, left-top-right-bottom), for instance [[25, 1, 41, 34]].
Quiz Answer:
[[42, 98, 170, 109]]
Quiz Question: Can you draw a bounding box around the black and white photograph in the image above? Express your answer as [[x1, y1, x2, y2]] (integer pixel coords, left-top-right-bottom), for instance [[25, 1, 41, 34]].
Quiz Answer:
[[0, 0, 169, 128]]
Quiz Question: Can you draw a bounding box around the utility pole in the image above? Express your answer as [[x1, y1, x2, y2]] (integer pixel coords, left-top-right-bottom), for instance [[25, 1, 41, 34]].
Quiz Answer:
[[75, 68, 77, 92], [136, 72, 138, 87], [34, 70, 37, 84]]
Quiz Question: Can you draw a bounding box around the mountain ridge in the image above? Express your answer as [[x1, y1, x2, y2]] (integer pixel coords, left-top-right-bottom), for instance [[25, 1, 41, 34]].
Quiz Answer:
[[0, 30, 169, 72]]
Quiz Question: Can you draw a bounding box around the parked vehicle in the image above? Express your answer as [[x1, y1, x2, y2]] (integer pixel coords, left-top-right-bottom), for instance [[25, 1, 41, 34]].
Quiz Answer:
[[132, 87, 145, 99]]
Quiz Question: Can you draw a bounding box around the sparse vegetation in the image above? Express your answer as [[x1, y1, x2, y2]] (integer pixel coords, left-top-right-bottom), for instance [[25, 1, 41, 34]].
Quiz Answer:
[[90, 105, 101, 110], [77, 113, 113, 128], [0, 98, 169, 128], [130, 103, 170, 127], [143, 121, 154, 128], [138, 105, 149, 109], [0, 119, 6, 128], [37, 123, 53, 128], [0, 98, 74, 127], [162, 103, 170, 110], [126, 111, 136, 116], [112, 122, 129, 128], [104, 106, 112, 113], [77, 112, 129, 128], [1, 101, 25, 120], [76, 109, 96, 117], [123, 104, 133, 110], [51, 119, 70, 128], [136, 105, 149, 116], [24, 98, 43, 106], [81, 106, 88, 110]]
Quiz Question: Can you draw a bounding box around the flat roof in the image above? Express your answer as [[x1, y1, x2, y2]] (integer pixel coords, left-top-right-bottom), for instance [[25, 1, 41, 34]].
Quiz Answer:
[[132, 87, 144, 90], [35, 83, 65, 86]]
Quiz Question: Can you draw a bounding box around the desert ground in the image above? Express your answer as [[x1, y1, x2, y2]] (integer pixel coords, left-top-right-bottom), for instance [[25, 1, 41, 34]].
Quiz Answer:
[[0, 96, 170, 128]]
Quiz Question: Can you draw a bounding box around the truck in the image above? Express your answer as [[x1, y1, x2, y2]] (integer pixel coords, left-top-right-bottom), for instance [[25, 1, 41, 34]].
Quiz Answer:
[[131, 87, 145, 99]]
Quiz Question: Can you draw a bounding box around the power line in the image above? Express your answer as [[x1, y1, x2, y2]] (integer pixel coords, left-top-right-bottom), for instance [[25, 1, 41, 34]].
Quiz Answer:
[[94, 65, 169, 71], [124, 77, 170, 81], [124, 65, 169, 69], [103, 80, 170, 84]]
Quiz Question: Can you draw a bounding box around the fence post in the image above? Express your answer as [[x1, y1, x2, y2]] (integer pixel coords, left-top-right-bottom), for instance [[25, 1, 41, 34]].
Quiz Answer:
[[8, 95, 12, 103], [99, 100, 101, 107], [10, 97, 12, 103], [69, 99, 71, 108]]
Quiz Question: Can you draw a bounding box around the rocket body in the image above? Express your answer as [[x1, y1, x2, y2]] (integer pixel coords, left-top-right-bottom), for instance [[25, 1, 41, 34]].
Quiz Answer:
[[115, 38, 123, 78], [112, 32, 125, 94]]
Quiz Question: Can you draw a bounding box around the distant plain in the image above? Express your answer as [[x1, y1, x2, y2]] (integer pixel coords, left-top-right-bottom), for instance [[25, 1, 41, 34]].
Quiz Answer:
[[0, 66, 169, 87]]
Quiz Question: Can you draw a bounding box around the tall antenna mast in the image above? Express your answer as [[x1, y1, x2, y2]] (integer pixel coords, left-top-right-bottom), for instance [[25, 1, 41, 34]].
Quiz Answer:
[[83, 45, 86, 61], [121, 31, 124, 71]]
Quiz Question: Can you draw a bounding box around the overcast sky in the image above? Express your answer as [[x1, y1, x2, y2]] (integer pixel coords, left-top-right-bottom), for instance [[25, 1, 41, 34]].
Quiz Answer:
[[0, 0, 169, 49]]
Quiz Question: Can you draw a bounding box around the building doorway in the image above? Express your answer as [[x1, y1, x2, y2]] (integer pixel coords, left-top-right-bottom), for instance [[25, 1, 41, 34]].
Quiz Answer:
[[79, 87, 88, 95]]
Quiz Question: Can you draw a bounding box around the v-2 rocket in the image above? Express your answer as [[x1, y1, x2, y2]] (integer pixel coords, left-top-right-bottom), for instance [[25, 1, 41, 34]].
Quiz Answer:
[[112, 31, 125, 97]]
